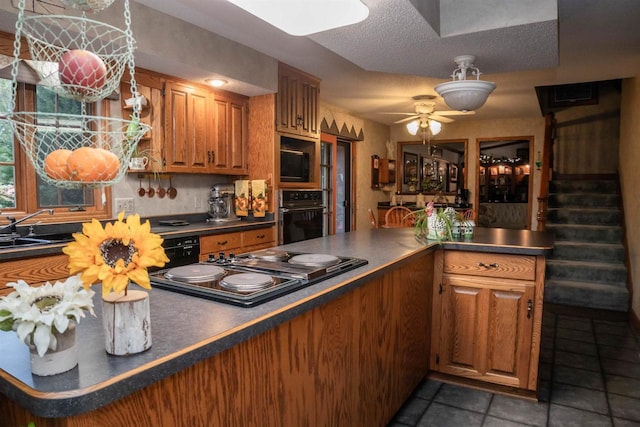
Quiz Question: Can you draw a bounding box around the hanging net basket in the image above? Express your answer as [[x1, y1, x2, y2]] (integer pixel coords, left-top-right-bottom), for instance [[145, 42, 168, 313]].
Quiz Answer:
[[21, 15, 132, 103], [5, 112, 150, 189], [60, 0, 116, 13]]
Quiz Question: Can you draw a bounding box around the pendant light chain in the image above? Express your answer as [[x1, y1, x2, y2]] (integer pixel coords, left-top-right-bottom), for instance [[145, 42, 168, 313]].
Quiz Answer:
[[8, 0, 26, 114]]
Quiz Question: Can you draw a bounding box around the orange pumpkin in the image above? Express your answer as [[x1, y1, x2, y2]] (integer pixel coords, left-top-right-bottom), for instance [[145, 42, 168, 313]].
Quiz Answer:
[[44, 149, 72, 180], [67, 147, 121, 182]]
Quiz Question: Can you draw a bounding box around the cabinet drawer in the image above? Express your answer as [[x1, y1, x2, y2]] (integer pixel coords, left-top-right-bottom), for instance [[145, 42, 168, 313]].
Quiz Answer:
[[200, 232, 242, 254], [242, 228, 274, 247], [443, 251, 536, 281]]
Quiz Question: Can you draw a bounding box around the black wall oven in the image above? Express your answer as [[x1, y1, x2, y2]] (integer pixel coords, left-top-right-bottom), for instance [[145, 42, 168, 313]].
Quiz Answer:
[[279, 190, 325, 245]]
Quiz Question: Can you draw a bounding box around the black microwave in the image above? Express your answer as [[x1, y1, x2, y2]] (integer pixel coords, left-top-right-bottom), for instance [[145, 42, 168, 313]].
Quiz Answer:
[[280, 148, 310, 182]]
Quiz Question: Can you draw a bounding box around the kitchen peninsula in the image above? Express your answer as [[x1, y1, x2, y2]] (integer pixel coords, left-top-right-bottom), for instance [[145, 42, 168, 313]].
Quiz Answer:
[[0, 228, 554, 426]]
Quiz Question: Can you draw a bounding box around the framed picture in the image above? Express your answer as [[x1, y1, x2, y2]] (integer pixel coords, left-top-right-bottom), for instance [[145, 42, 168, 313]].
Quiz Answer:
[[450, 164, 458, 183], [480, 166, 486, 176], [490, 166, 498, 176], [403, 152, 418, 184]]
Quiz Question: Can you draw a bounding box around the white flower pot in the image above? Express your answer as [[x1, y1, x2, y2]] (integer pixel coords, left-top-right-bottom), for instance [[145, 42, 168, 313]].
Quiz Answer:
[[30, 325, 78, 376], [102, 290, 152, 356]]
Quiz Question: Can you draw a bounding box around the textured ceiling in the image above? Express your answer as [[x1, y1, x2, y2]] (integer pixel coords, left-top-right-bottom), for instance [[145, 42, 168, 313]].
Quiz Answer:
[[2, 0, 639, 126], [129, 0, 640, 125]]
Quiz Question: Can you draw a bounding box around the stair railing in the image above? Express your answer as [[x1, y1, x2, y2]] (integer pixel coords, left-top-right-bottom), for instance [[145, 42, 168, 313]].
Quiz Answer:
[[536, 113, 555, 231]]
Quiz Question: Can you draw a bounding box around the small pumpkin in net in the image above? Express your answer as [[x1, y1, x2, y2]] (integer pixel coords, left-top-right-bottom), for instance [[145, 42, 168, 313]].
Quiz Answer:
[[67, 147, 120, 182], [44, 149, 73, 180]]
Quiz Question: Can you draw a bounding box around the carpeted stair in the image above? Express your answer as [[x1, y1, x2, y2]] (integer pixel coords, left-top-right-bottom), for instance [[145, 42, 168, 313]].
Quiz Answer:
[[544, 176, 629, 312]]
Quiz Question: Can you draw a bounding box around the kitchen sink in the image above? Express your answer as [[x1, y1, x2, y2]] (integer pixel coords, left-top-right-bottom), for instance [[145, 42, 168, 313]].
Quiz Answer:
[[0, 235, 73, 248]]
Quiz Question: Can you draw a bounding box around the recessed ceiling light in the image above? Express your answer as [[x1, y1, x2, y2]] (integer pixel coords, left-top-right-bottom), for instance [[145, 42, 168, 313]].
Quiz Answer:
[[227, 0, 369, 36], [206, 79, 228, 87]]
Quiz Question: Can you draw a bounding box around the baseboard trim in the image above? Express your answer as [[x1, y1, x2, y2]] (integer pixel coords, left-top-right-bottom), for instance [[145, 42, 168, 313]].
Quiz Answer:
[[427, 372, 538, 402]]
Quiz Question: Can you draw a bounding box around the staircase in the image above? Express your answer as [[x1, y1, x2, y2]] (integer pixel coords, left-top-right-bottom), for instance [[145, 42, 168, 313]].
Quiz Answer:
[[544, 176, 629, 312]]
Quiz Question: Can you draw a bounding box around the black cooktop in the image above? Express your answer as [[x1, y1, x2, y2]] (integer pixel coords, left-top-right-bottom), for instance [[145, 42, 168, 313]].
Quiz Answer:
[[149, 250, 368, 307]]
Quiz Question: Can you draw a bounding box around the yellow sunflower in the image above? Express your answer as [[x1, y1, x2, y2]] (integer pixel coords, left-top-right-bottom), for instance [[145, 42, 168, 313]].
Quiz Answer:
[[63, 212, 169, 296]]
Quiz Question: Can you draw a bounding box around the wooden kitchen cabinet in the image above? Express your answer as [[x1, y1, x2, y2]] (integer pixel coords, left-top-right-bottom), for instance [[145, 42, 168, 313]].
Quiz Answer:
[[0, 254, 70, 296], [379, 159, 396, 184], [198, 227, 275, 261], [164, 80, 249, 174], [211, 92, 249, 175], [164, 81, 211, 173], [430, 250, 545, 395], [276, 63, 320, 138]]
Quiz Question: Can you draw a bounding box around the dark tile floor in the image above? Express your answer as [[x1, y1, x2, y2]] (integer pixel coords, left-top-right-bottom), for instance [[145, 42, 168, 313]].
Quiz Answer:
[[388, 311, 640, 427]]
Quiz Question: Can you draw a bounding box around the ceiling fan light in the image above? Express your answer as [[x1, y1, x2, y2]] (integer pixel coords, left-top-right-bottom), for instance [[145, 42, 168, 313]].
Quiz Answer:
[[406, 120, 420, 135], [227, 0, 369, 36], [429, 120, 442, 135]]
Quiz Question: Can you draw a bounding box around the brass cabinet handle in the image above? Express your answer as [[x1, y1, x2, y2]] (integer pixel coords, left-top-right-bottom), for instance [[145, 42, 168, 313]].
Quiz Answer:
[[477, 262, 499, 268], [217, 240, 228, 246], [257, 234, 265, 239]]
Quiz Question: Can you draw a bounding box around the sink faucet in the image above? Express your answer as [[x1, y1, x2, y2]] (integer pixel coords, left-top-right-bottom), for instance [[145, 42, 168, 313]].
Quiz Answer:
[[0, 209, 54, 234]]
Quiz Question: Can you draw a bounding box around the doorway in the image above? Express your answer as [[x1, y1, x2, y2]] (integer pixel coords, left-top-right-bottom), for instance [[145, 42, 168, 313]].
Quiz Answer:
[[476, 137, 534, 229], [321, 134, 353, 234]]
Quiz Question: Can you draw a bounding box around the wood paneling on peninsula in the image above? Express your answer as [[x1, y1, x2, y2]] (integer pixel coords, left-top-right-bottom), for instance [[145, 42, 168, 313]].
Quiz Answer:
[[0, 251, 432, 426]]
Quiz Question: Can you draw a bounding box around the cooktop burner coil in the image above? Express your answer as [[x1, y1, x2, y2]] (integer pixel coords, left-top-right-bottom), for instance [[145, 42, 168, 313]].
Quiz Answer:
[[247, 249, 290, 262], [288, 254, 340, 267], [165, 264, 226, 283], [220, 272, 275, 292]]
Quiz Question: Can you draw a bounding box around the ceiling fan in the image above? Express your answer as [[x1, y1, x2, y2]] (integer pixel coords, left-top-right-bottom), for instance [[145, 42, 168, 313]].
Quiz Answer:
[[384, 95, 475, 125]]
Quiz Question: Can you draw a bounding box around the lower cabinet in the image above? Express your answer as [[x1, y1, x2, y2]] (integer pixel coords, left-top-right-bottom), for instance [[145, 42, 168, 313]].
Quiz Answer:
[[430, 249, 545, 393], [199, 227, 275, 261], [0, 254, 69, 296]]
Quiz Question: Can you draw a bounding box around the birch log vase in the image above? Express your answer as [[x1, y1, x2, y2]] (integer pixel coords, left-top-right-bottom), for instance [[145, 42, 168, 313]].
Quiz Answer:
[[102, 289, 151, 355]]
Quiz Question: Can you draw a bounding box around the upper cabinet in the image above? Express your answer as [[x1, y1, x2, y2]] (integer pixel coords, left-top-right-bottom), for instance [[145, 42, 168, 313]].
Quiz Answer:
[[212, 92, 249, 175], [164, 81, 211, 173], [276, 63, 320, 138], [164, 81, 249, 175]]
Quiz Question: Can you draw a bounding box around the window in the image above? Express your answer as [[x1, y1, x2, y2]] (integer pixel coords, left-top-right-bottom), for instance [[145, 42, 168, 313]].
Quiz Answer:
[[0, 77, 111, 222]]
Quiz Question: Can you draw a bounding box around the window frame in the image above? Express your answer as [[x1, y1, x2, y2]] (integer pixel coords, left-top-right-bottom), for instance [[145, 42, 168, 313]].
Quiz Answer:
[[1, 67, 113, 225]]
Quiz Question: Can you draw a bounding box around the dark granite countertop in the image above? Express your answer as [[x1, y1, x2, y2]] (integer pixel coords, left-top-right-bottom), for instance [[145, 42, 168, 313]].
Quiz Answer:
[[0, 227, 554, 417], [0, 214, 276, 261]]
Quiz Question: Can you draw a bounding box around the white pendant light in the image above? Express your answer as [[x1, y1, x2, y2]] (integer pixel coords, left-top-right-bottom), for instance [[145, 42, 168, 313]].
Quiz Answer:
[[227, 0, 369, 36], [434, 55, 496, 112]]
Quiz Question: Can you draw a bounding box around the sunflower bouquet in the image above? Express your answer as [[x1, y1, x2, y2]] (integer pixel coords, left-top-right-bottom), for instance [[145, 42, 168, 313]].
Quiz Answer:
[[63, 212, 170, 296]]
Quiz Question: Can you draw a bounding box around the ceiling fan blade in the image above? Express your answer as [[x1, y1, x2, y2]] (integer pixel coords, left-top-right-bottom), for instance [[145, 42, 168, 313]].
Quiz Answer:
[[379, 112, 416, 116], [428, 114, 455, 123], [434, 110, 476, 116], [394, 115, 420, 124]]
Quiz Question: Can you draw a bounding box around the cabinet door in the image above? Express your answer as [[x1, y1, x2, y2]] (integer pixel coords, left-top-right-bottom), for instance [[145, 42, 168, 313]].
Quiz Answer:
[[212, 94, 248, 174], [276, 63, 320, 137], [276, 70, 298, 134], [300, 79, 319, 137], [436, 274, 534, 389], [164, 81, 211, 173]]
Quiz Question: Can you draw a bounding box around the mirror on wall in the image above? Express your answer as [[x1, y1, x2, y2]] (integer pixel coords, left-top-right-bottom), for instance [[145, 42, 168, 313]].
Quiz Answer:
[[396, 139, 467, 194]]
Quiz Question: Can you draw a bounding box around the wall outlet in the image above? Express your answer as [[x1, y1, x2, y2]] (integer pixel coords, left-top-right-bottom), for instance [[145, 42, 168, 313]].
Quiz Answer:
[[194, 196, 202, 209], [115, 198, 135, 214]]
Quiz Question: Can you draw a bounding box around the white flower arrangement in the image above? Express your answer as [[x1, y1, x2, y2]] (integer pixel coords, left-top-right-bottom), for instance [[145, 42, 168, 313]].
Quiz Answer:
[[0, 275, 95, 357]]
